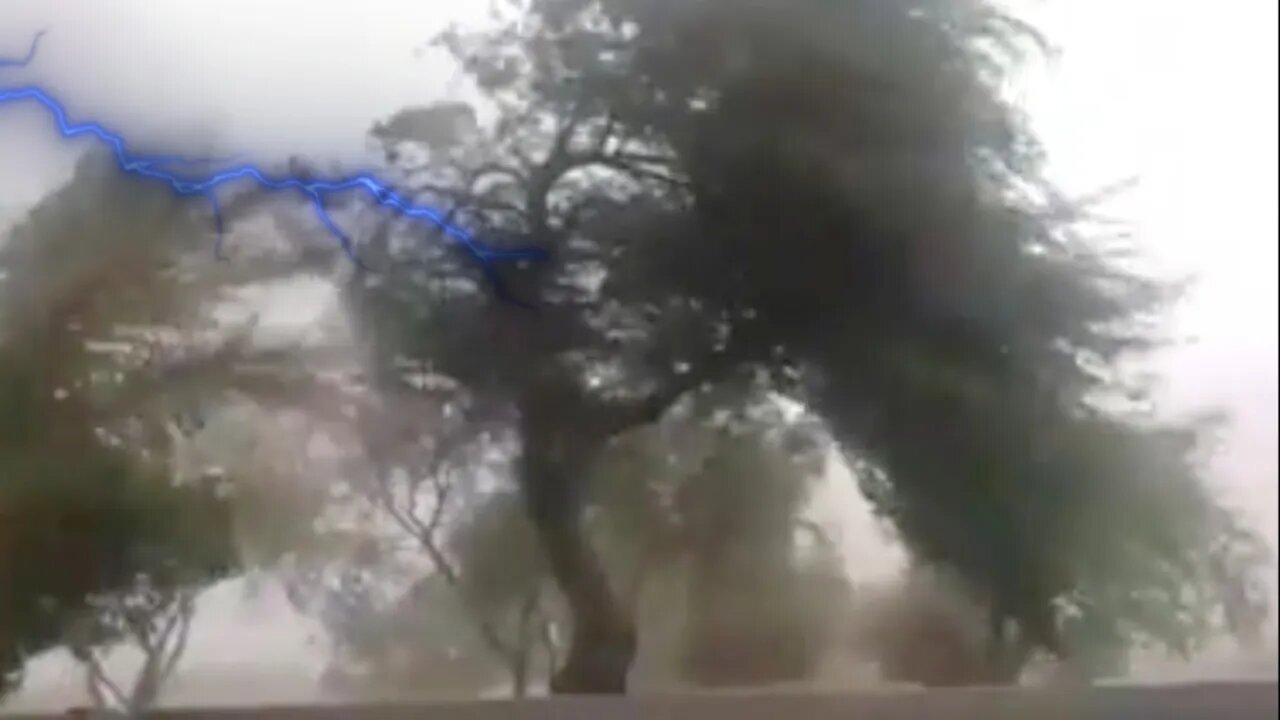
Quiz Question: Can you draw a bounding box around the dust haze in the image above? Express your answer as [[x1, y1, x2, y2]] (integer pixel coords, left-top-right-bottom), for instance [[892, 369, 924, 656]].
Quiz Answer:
[[0, 0, 1276, 712]]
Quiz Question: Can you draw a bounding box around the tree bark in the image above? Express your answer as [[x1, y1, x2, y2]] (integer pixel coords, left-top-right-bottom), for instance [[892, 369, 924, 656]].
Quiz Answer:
[[517, 416, 635, 694]]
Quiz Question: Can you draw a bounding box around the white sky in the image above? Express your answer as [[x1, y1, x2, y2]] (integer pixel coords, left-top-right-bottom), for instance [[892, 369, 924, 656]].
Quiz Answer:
[[1020, 0, 1278, 551], [1, 0, 1276, 707]]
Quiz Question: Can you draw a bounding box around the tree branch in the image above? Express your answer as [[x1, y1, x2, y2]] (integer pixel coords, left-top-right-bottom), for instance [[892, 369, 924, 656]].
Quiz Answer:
[[595, 327, 762, 438], [155, 594, 194, 687], [82, 649, 130, 712], [365, 461, 522, 665]]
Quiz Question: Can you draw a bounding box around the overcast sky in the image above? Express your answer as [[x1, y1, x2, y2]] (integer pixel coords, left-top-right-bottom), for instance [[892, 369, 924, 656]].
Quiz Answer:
[[1, 0, 1276, 707]]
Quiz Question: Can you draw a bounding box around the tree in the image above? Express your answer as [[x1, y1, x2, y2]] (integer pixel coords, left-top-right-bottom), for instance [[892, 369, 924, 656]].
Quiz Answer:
[[288, 376, 850, 697], [0, 398, 233, 699], [324, 391, 562, 699], [334, 0, 1268, 693], [435, 389, 851, 691], [673, 433, 834, 686], [585, 388, 851, 687], [67, 559, 202, 714], [0, 150, 301, 697]]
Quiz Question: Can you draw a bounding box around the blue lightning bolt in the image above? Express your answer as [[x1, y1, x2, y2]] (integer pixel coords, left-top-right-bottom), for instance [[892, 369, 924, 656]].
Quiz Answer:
[[1, 31, 547, 306]]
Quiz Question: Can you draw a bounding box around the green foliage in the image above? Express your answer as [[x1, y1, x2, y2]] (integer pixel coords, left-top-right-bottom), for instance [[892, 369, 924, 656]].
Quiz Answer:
[[0, 153, 244, 697], [313, 0, 1272, 691], [0, 352, 235, 694]]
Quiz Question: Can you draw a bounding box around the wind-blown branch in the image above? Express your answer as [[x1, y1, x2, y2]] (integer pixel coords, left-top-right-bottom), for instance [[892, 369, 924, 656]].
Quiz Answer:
[[364, 460, 529, 677]]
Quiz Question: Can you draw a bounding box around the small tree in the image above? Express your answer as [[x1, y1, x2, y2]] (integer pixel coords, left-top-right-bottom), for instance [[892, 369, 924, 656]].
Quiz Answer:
[[68, 583, 197, 715]]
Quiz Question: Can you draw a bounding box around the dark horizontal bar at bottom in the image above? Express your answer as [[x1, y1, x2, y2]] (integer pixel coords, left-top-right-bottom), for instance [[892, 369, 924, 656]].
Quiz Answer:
[[5, 681, 1277, 720]]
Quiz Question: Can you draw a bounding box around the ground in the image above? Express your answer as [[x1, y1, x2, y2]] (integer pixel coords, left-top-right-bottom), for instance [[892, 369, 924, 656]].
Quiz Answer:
[[3, 682, 1277, 720]]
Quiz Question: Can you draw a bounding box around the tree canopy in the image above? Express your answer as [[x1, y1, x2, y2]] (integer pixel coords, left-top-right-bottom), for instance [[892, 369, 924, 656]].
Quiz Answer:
[[0, 155, 246, 697], [340, 0, 1269, 692]]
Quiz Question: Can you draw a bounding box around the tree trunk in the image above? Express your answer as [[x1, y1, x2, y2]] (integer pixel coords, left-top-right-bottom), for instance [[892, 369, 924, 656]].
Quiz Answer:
[[518, 435, 635, 694], [510, 654, 529, 698], [507, 590, 542, 698]]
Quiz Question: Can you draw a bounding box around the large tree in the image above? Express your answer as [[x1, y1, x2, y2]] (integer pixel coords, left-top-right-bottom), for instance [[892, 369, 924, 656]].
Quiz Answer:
[[338, 0, 1268, 694]]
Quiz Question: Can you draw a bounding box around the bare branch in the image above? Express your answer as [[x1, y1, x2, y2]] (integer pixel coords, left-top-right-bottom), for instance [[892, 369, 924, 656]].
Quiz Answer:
[[155, 594, 195, 685], [469, 162, 531, 191], [594, 155, 689, 189]]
